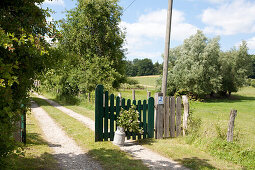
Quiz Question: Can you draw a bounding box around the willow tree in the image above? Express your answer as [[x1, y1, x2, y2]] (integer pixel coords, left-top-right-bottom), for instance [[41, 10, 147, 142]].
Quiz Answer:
[[59, 0, 126, 92], [167, 31, 222, 97]]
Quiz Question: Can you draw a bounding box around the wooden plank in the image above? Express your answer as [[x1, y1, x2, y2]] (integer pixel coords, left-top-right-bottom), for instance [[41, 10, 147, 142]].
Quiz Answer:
[[227, 110, 237, 142], [110, 94, 114, 141], [138, 100, 142, 139], [182, 95, 189, 136], [176, 96, 182, 137], [143, 100, 147, 139], [148, 97, 154, 138], [116, 96, 120, 130], [132, 100, 137, 140], [127, 99, 131, 140], [104, 91, 109, 141], [95, 85, 103, 141], [170, 96, 175, 138], [164, 96, 170, 138]]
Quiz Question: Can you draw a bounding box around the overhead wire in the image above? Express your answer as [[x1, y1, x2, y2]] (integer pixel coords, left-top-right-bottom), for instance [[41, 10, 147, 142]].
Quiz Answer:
[[123, 0, 137, 13]]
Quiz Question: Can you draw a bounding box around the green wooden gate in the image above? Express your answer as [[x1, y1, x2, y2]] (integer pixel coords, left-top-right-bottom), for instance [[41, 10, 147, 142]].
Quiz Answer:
[[95, 85, 154, 142]]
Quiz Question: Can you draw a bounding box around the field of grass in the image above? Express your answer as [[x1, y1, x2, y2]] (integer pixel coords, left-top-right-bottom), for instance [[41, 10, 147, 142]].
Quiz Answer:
[[3, 112, 58, 169], [130, 75, 160, 90], [32, 97, 148, 170]]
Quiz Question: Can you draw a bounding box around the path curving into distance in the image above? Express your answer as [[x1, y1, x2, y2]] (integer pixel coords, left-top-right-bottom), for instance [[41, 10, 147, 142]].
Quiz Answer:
[[31, 101, 102, 170], [34, 93, 189, 170]]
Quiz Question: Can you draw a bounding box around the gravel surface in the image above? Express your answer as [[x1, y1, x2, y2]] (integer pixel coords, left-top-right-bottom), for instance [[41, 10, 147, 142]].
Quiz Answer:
[[35, 93, 189, 170], [31, 101, 102, 170]]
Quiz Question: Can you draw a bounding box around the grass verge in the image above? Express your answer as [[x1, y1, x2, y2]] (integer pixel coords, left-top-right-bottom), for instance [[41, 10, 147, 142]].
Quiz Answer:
[[3, 111, 58, 170], [32, 97, 148, 170]]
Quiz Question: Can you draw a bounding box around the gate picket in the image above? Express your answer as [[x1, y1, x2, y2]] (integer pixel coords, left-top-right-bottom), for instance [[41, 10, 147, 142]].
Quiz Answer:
[[110, 94, 114, 141], [138, 100, 142, 139], [104, 91, 109, 141], [143, 100, 147, 139]]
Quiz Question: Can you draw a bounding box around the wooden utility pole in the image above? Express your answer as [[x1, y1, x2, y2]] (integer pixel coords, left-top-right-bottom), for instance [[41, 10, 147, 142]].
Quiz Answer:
[[161, 0, 173, 97]]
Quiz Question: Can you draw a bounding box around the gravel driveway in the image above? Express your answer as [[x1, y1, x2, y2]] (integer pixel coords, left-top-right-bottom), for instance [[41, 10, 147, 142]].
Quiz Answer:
[[31, 101, 102, 170]]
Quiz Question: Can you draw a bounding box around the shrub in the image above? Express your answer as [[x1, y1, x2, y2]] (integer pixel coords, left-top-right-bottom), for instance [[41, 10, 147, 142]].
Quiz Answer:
[[117, 105, 142, 133]]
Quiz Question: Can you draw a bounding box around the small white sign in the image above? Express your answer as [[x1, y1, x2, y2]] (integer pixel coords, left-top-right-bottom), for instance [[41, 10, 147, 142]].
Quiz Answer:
[[158, 96, 164, 104]]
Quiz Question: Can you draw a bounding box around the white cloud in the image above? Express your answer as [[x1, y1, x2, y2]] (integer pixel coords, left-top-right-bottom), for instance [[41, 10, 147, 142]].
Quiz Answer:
[[121, 9, 198, 62], [43, 0, 64, 6], [202, 0, 255, 35], [247, 37, 255, 50]]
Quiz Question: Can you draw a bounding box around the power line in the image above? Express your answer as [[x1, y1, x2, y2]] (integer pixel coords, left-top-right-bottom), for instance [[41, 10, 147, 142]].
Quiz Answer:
[[123, 0, 137, 13]]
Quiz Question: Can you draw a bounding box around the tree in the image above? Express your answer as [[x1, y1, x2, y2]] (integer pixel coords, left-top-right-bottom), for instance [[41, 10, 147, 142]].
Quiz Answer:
[[59, 0, 125, 92], [167, 31, 222, 97], [133, 58, 154, 76], [153, 62, 163, 75], [219, 41, 253, 95], [0, 0, 54, 163]]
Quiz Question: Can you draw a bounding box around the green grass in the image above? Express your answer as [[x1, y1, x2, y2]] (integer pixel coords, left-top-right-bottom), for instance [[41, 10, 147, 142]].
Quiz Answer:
[[3, 112, 58, 170], [130, 75, 160, 90], [32, 97, 148, 170], [140, 86, 255, 169]]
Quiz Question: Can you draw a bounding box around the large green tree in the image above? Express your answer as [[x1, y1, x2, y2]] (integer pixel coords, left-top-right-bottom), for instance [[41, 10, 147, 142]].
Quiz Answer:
[[219, 41, 253, 95], [165, 31, 252, 98], [0, 0, 54, 163], [167, 31, 222, 97], [58, 0, 126, 92]]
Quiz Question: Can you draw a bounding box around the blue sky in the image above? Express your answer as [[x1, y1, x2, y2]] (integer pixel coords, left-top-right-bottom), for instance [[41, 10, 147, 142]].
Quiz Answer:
[[40, 0, 255, 63]]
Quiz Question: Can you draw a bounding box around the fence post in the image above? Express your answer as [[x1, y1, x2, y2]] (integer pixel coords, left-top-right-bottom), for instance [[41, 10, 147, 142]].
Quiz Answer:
[[164, 96, 170, 138], [88, 92, 91, 102], [148, 97, 154, 138], [227, 109, 237, 142], [155, 92, 164, 139], [132, 89, 135, 100], [176, 97, 182, 137], [147, 91, 151, 100], [95, 85, 104, 141], [118, 92, 122, 106], [170, 96, 175, 138], [182, 95, 189, 136]]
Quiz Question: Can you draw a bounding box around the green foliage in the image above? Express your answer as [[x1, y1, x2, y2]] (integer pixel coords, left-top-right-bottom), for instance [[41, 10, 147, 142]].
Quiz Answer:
[[0, 0, 55, 163], [117, 105, 142, 133], [125, 59, 162, 77], [219, 41, 253, 95], [57, 0, 125, 92], [165, 30, 253, 98]]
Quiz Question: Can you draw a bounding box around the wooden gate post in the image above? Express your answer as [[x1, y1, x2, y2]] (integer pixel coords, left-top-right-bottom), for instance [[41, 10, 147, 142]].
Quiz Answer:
[[227, 109, 237, 142], [155, 93, 164, 139], [95, 85, 104, 142], [182, 95, 189, 136], [132, 89, 135, 100]]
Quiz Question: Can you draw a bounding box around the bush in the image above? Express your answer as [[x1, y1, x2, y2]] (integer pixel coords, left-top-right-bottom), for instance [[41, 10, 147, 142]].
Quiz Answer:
[[117, 105, 142, 133]]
